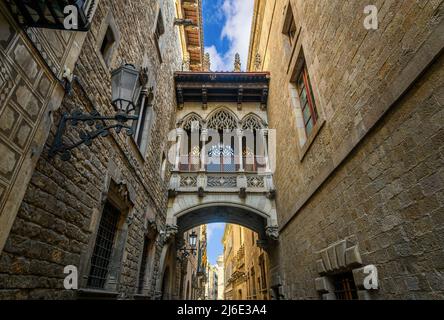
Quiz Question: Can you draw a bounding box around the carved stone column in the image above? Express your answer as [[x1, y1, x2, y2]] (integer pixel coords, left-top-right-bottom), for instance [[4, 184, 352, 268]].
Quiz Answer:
[[174, 128, 185, 171], [200, 128, 208, 172], [236, 127, 244, 172], [261, 129, 271, 173]]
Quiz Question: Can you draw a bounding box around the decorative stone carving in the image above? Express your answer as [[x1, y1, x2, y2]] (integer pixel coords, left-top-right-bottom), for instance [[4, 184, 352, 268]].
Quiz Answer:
[[165, 224, 178, 243], [207, 175, 237, 188], [241, 114, 264, 130], [203, 52, 211, 71], [181, 113, 203, 130], [314, 239, 372, 300], [317, 239, 362, 275], [182, 52, 191, 71], [207, 109, 238, 130], [266, 189, 276, 200], [266, 225, 279, 241], [233, 53, 241, 72], [254, 53, 262, 71]]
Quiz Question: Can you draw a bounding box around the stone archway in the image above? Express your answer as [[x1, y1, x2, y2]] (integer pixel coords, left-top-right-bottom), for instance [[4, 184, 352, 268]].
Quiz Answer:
[[166, 193, 279, 241], [161, 193, 281, 300]]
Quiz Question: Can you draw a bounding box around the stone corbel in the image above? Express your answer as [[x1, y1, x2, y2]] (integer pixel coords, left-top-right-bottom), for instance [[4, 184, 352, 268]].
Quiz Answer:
[[265, 225, 279, 241], [260, 88, 268, 110], [177, 87, 184, 109], [239, 187, 247, 199], [237, 86, 243, 110], [202, 86, 208, 109], [168, 189, 178, 198], [198, 186, 205, 198], [164, 224, 178, 243], [266, 189, 276, 200]]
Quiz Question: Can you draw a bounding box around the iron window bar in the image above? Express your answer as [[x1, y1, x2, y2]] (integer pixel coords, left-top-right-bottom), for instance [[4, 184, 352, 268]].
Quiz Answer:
[[4, 0, 91, 31], [87, 201, 120, 289], [333, 272, 358, 300]]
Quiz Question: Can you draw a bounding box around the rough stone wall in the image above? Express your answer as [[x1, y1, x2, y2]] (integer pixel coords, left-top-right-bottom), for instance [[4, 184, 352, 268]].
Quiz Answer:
[[0, 4, 87, 253], [249, 0, 444, 299], [0, 0, 182, 299]]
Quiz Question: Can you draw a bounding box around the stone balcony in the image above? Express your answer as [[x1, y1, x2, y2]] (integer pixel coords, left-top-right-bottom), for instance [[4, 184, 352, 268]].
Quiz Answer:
[[168, 171, 276, 197]]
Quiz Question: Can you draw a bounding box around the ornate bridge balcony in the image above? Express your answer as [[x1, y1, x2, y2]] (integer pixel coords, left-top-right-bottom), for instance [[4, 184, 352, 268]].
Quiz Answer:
[[169, 171, 275, 198]]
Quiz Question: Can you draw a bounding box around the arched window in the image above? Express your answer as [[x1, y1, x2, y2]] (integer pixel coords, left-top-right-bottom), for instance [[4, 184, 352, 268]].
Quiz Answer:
[[206, 109, 238, 172], [179, 113, 202, 172], [133, 91, 154, 154], [241, 114, 266, 172], [207, 144, 236, 173], [207, 109, 237, 130], [241, 114, 263, 131]]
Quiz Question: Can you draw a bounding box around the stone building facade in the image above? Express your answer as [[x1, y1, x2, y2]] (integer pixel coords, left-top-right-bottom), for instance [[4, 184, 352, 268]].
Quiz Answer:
[[216, 254, 224, 300], [177, 225, 207, 300], [0, 0, 190, 299], [204, 262, 218, 300], [248, 0, 444, 299], [222, 224, 270, 300]]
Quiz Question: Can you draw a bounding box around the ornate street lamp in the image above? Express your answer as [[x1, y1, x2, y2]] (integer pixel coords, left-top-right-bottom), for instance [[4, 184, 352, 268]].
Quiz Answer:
[[49, 63, 141, 161], [5, 0, 90, 31], [180, 231, 198, 257]]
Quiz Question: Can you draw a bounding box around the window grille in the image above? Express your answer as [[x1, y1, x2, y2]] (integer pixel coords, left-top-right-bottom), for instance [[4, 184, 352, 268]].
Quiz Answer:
[[87, 201, 120, 289], [333, 272, 358, 300]]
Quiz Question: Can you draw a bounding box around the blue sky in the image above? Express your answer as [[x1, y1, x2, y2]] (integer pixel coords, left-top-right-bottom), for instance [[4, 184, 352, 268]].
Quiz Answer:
[[201, 0, 254, 265], [206, 223, 225, 265], [202, 0, 255, 71]]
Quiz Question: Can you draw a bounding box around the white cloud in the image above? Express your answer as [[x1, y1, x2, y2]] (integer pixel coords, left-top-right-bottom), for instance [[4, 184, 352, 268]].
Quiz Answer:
[[205, 0, 254, 72], [205, 45, 226, 72], [206, 223, 225, 242]]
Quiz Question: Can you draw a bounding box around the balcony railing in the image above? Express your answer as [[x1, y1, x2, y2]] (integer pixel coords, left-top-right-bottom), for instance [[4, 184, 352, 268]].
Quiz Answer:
[[5, 0, 91, 31], [169, 171, 275, 194]]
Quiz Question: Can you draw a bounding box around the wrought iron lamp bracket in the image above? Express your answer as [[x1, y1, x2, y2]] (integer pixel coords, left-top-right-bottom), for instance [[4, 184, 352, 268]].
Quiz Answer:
[[49, 107, 139, 161], [180, 246, 197, 258]]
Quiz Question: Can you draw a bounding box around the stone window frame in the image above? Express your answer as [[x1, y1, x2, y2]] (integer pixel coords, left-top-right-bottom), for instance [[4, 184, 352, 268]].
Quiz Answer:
[[287, 43, 326, 162], [153, 9, 165, 64], [281, 1, 301, 63], [258, 253, 268, 292], [160, 151, 168, 181], [96, 11, 120, 69], [132, 89, 156, 158], [282, 2, 297, 46], [77, 161, 136, 298], [134, 216, 158, 298], [314, 239, 376, 300]]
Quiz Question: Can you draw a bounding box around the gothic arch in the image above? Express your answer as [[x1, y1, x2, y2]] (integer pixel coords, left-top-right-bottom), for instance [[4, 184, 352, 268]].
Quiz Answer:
[[241, 113, 267, 130], [178, 112, 203, 130], [206, 107, 238, 130]]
